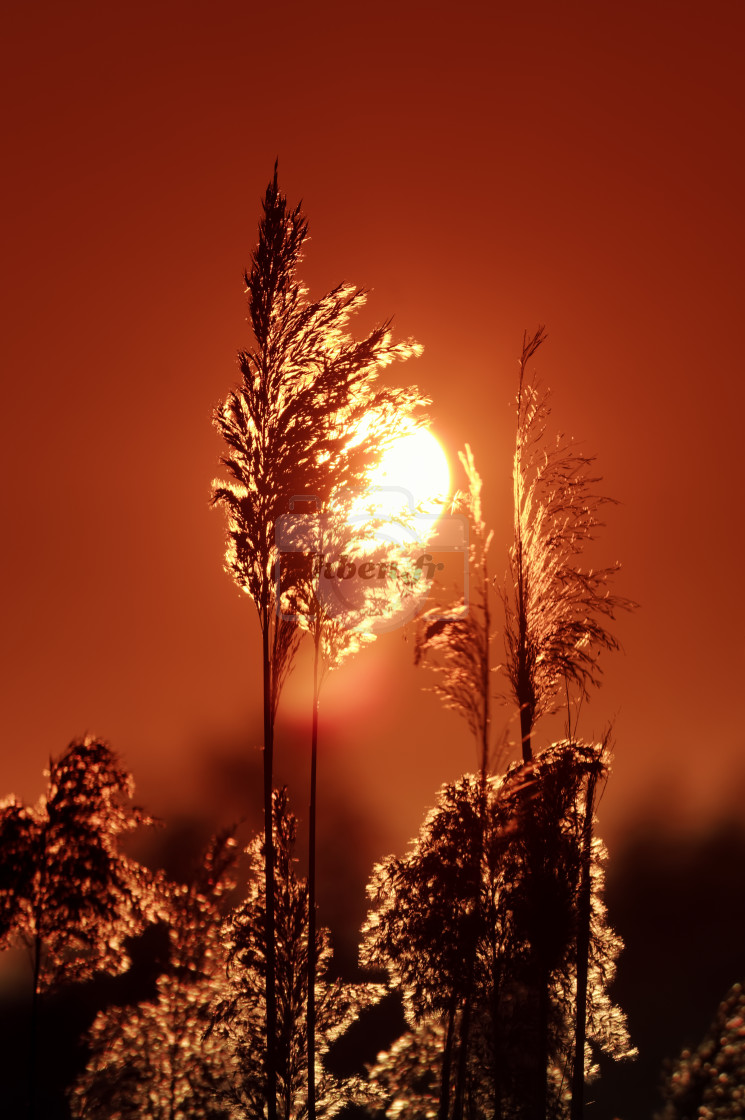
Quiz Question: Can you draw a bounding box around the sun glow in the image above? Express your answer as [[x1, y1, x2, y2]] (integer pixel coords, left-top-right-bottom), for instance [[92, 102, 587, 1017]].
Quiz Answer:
[[349, 421, 451, 539], [368, 425, 451, 517], [306, 419, 456, 635]]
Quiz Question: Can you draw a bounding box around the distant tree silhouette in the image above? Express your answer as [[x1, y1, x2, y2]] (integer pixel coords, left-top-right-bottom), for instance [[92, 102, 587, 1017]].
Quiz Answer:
[[211, 165, 420, 1119], [69, 829, 240, 1119], [656, 982, 745, 1120], [503, 327, 632, 764], [0, 736, 154, 1119], [210, 788, 384, 1120]]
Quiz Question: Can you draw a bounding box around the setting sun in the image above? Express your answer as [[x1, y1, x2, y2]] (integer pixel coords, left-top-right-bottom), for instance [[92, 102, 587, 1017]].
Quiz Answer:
[[306, 420, 455, 634], [367, 424, 451, 516], [349, 421, 451, 546]]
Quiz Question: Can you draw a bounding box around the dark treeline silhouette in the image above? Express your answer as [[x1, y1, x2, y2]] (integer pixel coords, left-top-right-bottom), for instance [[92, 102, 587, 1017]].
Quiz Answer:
[[0, 924, 168, 1119], [589, 815, 745, 1119]]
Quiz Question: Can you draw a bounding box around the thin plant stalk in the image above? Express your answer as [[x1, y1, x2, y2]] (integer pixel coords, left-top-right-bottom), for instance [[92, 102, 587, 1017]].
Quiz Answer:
[[479, 528, 491, 784], [307, 622, 321, 1120], [570, 764, 599, 1120], [261, 616, 278, 1120], [438, 995, 457, 1120]]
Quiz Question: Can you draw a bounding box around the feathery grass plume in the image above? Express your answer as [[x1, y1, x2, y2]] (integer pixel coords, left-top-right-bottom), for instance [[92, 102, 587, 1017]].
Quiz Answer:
[[70, 830, 241, 1120], [362, 774, 516, 1120], [0, 737, 156, 1119], [361, 744, 633, 1120], [362, 776, 487, 1029], [211, 166, 422, 1119], [366, 1016, 447, 1120], [210, 789, 384, 1120], [655, 982, 745, 1120], [414, 446, 494, 780], [504, 327, 634, 762], [0, 738, 155, 985]]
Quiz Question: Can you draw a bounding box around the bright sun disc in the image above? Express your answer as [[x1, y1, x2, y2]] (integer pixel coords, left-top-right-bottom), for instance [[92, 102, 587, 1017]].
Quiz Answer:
[[369, 426, 450, 515], [321, 421, 455, 633], [350, 423, 451, 542]]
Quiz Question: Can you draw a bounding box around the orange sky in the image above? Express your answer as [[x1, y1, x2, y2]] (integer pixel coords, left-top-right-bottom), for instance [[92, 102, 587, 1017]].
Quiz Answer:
[[2, 0, 744, 874]]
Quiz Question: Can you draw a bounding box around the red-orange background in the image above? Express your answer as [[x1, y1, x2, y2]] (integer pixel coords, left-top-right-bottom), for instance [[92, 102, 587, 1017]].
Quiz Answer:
[[2, 1, 744, 1074]]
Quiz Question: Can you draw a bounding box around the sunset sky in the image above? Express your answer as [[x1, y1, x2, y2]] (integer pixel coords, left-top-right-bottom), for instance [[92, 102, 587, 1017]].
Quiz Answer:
[[2, 3, 744, 1105]]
